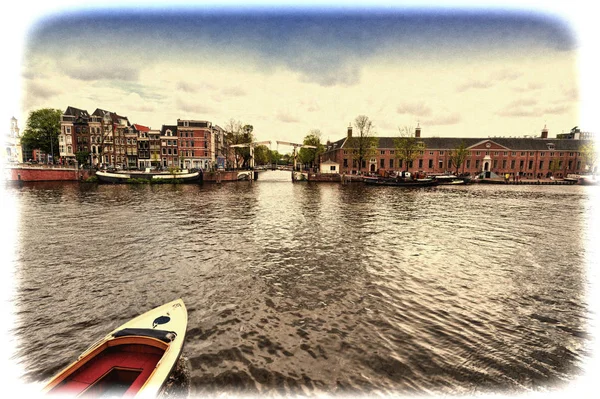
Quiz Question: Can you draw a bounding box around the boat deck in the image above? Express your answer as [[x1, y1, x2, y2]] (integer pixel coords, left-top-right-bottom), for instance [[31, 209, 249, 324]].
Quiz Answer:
[[49, 343, 163, 397]]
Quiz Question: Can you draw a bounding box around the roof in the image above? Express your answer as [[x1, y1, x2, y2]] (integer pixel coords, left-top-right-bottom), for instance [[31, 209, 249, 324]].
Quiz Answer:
[[161, 125, 178, 135], [132, 124, 150, 132], [321, 159, 339, 164], [64, 106, 90, 118]]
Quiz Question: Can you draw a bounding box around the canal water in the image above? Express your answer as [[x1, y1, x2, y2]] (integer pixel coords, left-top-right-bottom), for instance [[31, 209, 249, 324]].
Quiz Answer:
[[3, 170, 598, 397]]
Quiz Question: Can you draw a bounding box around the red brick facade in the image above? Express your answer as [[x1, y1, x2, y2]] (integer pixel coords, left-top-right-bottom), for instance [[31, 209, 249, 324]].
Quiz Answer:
[[321, 129, 593, 178]]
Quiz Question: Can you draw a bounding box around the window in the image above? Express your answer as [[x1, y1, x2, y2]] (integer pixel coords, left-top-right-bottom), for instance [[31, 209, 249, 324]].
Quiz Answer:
[[418, 159, 423, 168], [528, 160, 533, 169], [529, 152, 535, 156], [343, 159, 348, 167], [380, 159, 384, 168], [389, 150, 395, 155], [502, 160, 507, 169], [389, 159, 394, 169], [439, 151, 444, 155], [428, 159, 433, 168], [520, 160, 524, 169], [466, 159, 471, 169], [380, 150, 385, 155], [439, 160, 443, 169], [493, 160, 498, 169], [330, 166, 336, 171], [429, 151, 434, 155], [540, 152, 545, 157], [475, 160, 480, 169], [521, 152, 525, 156], [511, 160, 515, 169], [503, 152, 508, 156], [494, 151, 499, 156], [550, 152, 554, 157], [476, 151, 480, 156], [512, 152, 516, 156], [539, 161, 544, 169]]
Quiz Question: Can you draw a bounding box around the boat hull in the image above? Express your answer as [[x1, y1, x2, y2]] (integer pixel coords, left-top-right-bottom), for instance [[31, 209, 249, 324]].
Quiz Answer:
[[96, 171, 202, 184], [364, 177, 439, 187], [43, 299, 187, 398]]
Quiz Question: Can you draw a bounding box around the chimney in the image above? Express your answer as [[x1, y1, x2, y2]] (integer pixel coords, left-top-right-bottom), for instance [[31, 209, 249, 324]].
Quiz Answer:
[[347, 123, 352, 139], [415, 123, 421, 138], [541, 124, 548, 139]]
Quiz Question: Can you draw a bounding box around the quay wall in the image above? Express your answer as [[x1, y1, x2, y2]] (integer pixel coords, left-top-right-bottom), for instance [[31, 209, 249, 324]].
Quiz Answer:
[[4, 166, 92, 182], [203, 171, 242, 182]]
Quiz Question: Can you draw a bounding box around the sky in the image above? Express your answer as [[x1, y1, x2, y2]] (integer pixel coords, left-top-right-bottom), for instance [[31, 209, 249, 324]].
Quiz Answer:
[[3, 1, 597, 150]]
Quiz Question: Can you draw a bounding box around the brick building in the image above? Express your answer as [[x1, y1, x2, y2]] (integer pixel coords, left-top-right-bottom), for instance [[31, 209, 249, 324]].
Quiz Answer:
[[321, 125, 595, 178]]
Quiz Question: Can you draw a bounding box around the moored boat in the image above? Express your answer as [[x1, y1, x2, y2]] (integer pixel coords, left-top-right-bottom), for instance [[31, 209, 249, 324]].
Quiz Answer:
[[43, 299, 187, 398], [431, 175, 468, 185], [364, 176, 439, 187], [95, 170, 202, 184]]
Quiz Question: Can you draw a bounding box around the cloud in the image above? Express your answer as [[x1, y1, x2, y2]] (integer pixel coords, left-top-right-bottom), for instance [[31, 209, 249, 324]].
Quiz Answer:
[[175, 98, 215, 115], [396, 102, 432, 117], [512, 82, 545, 93], [221, 86, 247, 97], [62, 62, 139, 82], [497, 98, 539, 117], [491, 69, 522, 82], [456, 79, 494, 92], [542, 104, 570, 114], [297, 62, 362, 87], [457, 69, 522, 93], [276, 111, 299, 123], [25, 81, 61, 100], [176, 82, 199, 93], [422, 113, 461, 126]]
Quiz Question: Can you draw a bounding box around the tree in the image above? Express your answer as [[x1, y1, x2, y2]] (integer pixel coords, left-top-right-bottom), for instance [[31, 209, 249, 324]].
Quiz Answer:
[[270, 150, 283, 166], [580, 142, 598, 173], [394, 126, 425, 172], [549, 158, 561, 176], [224, 119, 253, 169], [347, 115, 378, 173], [253, 145, 271, 166], [20, 108, 62, 162], [298, 129, 325, 169], [76, 150, 90, 166], [449, 141, 469, 175]]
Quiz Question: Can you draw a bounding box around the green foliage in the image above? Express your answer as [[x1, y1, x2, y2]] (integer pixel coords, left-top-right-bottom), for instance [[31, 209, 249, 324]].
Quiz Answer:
[[21, 108, 62, 156], [298, 129, 325, 167], [581, 142, 598, 171], [394, 126, 425, 171], [85, 175, 99, 183], [449, 141, 469, 174], [270, 150, 283, 165], [253, 145, 271, 165], [549, 158, 561, 174], [76, 151, 91, 166]]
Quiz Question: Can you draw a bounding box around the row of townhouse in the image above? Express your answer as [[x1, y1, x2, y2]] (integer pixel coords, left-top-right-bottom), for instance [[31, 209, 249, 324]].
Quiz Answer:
[[59, 106, 228, 170], [321, 125, 596, 178]]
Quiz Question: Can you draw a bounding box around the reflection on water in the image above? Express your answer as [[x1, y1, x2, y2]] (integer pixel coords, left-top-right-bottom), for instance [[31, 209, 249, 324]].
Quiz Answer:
[[6, 170, 594, 396]]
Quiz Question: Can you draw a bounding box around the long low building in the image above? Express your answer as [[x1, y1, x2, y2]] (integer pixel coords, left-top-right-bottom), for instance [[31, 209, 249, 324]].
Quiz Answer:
[[320, 125, 595, 179]]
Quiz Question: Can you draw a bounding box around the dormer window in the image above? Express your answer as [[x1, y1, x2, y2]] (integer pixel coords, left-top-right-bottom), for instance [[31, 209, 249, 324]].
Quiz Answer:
[[547, 143, 555, 150]]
